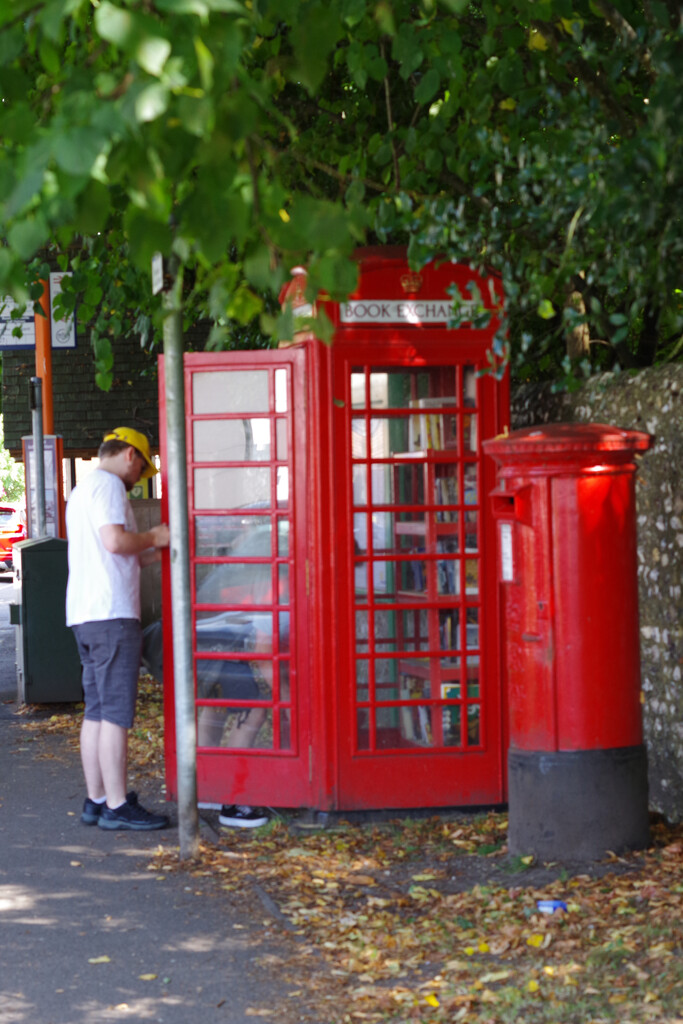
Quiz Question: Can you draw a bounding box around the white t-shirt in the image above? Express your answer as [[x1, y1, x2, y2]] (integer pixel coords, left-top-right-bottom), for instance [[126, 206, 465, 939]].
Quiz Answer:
[[66, 468, 141, 626]]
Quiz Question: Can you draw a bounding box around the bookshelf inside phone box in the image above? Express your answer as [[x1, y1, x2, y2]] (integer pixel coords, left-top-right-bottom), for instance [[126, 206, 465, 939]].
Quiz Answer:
[[161, 247, 510, 814]]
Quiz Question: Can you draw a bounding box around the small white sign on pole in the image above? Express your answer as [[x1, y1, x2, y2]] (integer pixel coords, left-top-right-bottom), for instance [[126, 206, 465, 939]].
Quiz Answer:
[[49, 272, 77, 348], [152, 252, 164, 295], [0, 296, 35, 349]]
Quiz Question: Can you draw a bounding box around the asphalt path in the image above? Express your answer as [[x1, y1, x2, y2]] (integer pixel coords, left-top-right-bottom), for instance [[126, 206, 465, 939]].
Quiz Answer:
[[0, 572, 17, 694]]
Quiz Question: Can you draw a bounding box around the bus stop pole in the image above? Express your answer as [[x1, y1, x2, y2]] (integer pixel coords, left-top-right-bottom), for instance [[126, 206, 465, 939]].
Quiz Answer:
[[161, 256, 199, 861]]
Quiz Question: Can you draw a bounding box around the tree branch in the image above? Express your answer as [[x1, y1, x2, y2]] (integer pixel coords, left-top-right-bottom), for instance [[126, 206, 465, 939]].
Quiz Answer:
[[380, 41, 401, 190], [591, 0, 653, 75], [533, 20, 647, 129]]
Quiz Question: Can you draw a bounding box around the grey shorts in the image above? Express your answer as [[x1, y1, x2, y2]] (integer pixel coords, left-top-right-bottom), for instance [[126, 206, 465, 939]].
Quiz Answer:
[[73, 619, 143, 729]]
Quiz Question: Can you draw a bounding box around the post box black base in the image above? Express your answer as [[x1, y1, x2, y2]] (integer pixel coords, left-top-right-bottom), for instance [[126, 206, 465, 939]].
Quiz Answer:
[[508, 745, 650, 861]]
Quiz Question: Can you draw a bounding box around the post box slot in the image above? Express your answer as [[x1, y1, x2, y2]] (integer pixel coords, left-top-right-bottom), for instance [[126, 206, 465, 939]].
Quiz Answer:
[[491, 486, 532, 525]]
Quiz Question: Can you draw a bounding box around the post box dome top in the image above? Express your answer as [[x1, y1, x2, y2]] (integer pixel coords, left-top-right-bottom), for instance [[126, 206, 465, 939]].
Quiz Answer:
[[484, 422, 652, 460]]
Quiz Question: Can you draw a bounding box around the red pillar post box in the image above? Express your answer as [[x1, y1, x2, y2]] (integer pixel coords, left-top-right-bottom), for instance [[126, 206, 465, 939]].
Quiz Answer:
[[484, 423, 652, 860]]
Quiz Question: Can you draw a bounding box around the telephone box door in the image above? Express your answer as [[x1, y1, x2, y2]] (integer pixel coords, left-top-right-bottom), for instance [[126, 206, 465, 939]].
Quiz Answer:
[[160, 349, 313, 808], [332, 342, 506, 808]]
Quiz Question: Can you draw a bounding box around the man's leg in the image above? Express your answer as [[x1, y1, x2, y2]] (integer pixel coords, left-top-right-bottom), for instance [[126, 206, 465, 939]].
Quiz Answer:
[[99, 720, 128, 808], [81, 718, 104, 800]]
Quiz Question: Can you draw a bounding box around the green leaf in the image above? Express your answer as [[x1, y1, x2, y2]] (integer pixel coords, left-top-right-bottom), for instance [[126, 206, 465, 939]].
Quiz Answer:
[[73, 179, 111, 236], [0, 25, 24, 65], [94, 3, 137, 48], [53, 129, 106, 176], [7, 215, 50, 260], [93, 335, 114, 371], [537, 299, 556, 320], [137, 36, 171, 76], [135, 83, 170, 123], [124, 208, 173, 269], [414, 68, 440, 105], [194, 36, 214, 91], [290, 2, 343, 94], [39, 39, 62, 76], [437, 0, 469, 12], [226, 284, 263, 323]]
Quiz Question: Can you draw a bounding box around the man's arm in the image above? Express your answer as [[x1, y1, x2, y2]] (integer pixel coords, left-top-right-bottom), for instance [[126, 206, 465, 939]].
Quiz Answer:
[[99, 522, 170, 556]]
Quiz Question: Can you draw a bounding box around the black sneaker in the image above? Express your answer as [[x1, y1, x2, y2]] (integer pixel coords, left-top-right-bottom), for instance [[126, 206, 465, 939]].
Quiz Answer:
[[81, 791, 138, 826], [98, 799, 168, 831], [219, 805, 269, 829]]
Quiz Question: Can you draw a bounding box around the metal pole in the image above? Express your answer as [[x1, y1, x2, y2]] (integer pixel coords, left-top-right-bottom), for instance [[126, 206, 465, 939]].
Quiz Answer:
[[34, 279, 54, 433], [29, 377, 47, 538], [162, 258, 199, 860]]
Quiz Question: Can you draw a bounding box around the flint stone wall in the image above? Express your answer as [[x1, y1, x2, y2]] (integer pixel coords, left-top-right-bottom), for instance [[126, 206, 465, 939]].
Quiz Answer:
[[511, 365, 683, 820]]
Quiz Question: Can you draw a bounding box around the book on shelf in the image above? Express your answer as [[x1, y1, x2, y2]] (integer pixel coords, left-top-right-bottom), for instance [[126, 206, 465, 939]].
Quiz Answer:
[[408, 396, 457, 451]]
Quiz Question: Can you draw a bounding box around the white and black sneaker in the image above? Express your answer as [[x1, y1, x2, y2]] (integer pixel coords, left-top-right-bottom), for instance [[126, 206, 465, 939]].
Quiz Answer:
[[219, 805, 269, 829]]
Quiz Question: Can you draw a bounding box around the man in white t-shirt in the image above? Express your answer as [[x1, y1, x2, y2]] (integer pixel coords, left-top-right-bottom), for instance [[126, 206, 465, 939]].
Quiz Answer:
[[66, 427, 170, 831]]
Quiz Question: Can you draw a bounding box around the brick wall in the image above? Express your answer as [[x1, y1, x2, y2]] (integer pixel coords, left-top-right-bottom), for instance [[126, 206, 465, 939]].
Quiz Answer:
[[2, 337, 160, 459]]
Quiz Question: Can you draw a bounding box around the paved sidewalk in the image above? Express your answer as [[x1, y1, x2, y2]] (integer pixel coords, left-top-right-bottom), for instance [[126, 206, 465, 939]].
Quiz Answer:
[[0, 683, 305, 1024]]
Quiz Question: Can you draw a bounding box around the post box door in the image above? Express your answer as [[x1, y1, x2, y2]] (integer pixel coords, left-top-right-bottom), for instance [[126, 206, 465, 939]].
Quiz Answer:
[[161, 349, 313, 808], [332, 343, 506, 808]]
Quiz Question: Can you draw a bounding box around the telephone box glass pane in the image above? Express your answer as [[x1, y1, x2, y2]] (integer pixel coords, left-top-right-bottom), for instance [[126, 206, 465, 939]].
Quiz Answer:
[[279, 612, 290, 651], [463, 365, 477, 407], [466, 608, 479, 649], [467, 704, 481, 746], [277, 519, 290, 557], [195, 563, 273, 606], [195, 466, 270, 510], [465, 510, 478, 551], [467, 656, 480, 698], [434, 465, 459, 506], [357, 709, 370, 750], [463, 414, 478, 453], [439, 609, 460, 655], [464, 464, 478, 505], [276, 466, 289, 508], [442, 704, 462, 747], [275, 368, 288, 411], [465, 559, 479, 595], [351, 373, 366, 408], [279, 661, 291, 702], [279, 709, 291, 750], [198, 707, 273, 750], [352, 465, 367, 506], [192, 370, 269, 414], [356, 659, 369, 701], [193, 419, 271, 462], [276, 419, 288, 460], [194, 515, 269, 557]]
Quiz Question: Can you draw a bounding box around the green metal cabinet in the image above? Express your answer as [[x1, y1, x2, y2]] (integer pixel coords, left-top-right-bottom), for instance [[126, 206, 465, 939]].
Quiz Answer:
[[11, 538, 82, 703]]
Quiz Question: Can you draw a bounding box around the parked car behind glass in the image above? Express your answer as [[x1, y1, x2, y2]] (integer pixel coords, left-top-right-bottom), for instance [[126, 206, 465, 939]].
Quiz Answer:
[[0, 503, 27, 571]]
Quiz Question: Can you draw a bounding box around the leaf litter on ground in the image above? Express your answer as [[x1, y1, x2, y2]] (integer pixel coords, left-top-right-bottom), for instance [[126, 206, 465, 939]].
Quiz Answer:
[[19, 679, 683, 1023]]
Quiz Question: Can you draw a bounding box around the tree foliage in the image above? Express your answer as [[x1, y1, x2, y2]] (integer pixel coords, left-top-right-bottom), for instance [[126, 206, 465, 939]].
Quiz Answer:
[[0, 416, 25, 501], [0, 0, 681, 387]]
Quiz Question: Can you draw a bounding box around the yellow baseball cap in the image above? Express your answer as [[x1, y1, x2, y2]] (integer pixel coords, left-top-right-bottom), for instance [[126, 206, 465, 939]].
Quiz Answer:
[[103, 427, 158, 478]]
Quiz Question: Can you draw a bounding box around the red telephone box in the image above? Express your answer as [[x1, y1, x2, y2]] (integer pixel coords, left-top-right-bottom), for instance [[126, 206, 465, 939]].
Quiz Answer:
[[160, 247, 509, 811]]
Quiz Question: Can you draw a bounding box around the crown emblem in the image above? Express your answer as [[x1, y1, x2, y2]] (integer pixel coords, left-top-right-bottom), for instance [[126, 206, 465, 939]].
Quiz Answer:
[[400, 271, 423, 294]]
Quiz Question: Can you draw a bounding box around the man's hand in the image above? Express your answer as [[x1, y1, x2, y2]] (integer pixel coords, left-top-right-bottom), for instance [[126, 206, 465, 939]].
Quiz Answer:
[[150, 523, 170, 549]]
